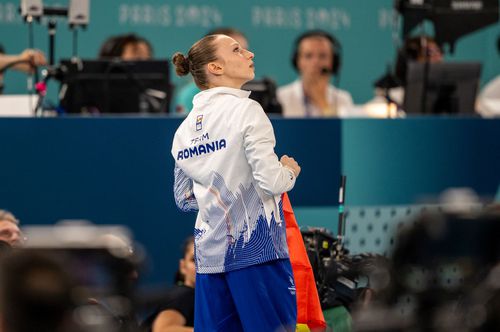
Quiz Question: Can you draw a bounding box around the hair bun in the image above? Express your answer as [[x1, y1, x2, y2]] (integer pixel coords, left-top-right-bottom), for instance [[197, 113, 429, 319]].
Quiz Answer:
[[172, 52, 190, 76]]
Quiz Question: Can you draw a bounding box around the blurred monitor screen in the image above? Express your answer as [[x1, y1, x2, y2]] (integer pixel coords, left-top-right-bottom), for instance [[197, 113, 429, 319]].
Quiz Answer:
[[59, 59, 172, 114], [242, 78, 282, 115], [404, 61, 481, 115]]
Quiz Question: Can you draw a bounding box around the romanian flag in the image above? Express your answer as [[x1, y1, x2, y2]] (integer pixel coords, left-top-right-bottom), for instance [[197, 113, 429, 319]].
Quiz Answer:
[[283, 193, 326, 331]]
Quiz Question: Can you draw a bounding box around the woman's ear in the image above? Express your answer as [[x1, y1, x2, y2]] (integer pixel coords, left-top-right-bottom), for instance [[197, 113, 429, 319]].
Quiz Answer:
[[207, 61, 224, 76]]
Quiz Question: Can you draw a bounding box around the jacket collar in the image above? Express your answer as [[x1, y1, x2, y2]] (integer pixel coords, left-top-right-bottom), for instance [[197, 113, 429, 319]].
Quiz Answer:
[[193, 86, 251, 106]]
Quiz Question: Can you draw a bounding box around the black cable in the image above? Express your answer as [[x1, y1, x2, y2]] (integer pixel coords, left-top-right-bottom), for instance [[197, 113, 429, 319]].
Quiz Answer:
[[420, 36, 430, 114], [28, 18, 34, 51], [28, 19, 39, 90], [48, 19, 56, 67], [72, 29, 78, 57], [337, 175, 347, 241]]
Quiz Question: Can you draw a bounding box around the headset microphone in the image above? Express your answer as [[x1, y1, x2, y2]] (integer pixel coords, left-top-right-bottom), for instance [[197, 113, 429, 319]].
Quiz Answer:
[[321, 67, 331, 75]]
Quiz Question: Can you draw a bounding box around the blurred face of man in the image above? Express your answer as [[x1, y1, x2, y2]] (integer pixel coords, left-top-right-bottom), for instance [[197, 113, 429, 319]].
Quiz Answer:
[[0, 220, 21, 247], [297, 36, 334, 79]]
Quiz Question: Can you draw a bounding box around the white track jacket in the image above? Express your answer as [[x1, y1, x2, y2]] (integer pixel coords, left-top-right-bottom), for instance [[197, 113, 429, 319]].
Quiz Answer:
[[171, 87, 296, 273]]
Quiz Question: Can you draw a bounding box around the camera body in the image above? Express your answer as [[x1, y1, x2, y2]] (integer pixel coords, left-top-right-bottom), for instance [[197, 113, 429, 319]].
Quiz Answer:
[[301, 227, 357, 309]]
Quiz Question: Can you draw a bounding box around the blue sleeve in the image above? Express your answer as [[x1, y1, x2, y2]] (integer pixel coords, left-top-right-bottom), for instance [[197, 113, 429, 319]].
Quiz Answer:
[[173, 165, 199, 212]]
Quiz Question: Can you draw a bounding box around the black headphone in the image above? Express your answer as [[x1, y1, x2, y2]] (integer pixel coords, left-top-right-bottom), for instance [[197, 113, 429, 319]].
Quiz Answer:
[[291, 30, 342, 76]]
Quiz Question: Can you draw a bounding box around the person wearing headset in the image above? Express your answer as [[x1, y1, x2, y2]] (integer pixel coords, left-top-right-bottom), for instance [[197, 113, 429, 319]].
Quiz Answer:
[[277, 30, 354, 118]]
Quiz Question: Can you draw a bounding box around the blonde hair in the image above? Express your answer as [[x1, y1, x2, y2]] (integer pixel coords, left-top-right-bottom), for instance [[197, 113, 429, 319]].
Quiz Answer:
[[0, 210, 19, 225], [172, 35, 219, 89]]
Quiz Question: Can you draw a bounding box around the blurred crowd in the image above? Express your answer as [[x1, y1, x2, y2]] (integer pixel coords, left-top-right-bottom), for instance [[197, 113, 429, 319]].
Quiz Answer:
[[1, 27, 499, 117]]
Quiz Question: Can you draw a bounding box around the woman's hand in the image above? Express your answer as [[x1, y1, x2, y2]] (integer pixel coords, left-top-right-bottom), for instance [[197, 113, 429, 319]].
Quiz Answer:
[[280, 155, 301, 178]]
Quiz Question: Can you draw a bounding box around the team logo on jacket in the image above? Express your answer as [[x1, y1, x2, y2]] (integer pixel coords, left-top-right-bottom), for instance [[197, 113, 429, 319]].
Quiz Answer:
[[177, 139, 227, 160], [196, 115, 203, 131]]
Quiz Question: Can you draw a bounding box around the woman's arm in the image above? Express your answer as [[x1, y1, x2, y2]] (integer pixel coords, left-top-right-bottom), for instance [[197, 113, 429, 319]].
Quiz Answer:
[[173, 165, 198, 212], [240, 100, 299, 196], [152, 309, 193, 332], [0, 49, 46, 73]]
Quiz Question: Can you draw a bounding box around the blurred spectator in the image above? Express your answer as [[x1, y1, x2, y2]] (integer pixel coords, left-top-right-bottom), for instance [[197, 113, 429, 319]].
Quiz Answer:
[[392, 35, 443, 105], [477, 75, 500, 117], [0, 44, 47, 94], [142, 236, 195, 332], [0, 209, 23, 247], [173, 27, 248, 114], [277, 30, 354, 117], [363, 35, 444, 117], [98, 33, 153, 60]]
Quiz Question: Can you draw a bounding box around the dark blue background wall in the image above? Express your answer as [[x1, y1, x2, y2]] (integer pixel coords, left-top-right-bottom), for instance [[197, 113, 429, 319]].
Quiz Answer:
[[342, 118, 500, 205], [0, 117, 498, 285]]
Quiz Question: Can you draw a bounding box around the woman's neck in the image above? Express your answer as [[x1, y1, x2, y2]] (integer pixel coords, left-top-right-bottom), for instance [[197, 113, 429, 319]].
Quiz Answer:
[[208, 77, 245, 90]]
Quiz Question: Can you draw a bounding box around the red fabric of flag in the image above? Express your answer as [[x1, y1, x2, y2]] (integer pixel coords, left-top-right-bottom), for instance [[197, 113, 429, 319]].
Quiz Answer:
[[283, 193, 326, 331]]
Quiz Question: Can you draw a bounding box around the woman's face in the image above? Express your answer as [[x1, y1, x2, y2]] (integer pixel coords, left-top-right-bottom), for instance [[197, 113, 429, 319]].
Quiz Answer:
[[417, 41, 443, 64], [297, 36, 334, 78], [228, 33, 248, 51], [122, 41, 151, 60], [212, 35, 255, 86], [179, 242, 196, 287]]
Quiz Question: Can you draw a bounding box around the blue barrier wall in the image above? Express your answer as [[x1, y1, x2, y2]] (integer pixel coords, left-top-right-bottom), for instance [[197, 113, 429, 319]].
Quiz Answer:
[[0, 117, 499, 284], [342, 118, 500, 205]]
